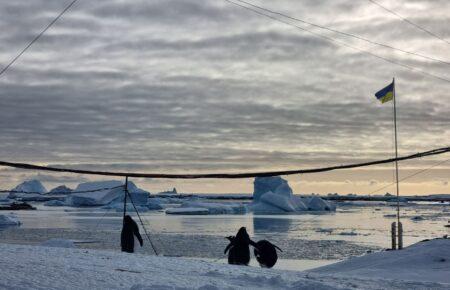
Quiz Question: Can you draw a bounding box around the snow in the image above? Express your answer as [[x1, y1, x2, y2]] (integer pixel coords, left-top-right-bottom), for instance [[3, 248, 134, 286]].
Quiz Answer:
[[67, 181, 149, 207], [40, 238, 76, 248], [0, 239, 449, 289], [166, 201, 247, 215], [166, 207, 209, 215], [7, 180, 47, 199], [250, 177, 335, 213], [0, 214, 21, 226], [311, 238, 450, 284]]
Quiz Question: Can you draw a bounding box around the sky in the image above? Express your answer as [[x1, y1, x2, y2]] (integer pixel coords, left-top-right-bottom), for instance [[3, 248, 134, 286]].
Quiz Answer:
[[0, 0, 449, 195]]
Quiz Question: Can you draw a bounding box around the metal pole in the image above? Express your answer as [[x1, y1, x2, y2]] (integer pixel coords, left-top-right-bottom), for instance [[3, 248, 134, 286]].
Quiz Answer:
[[123, 176, 128, 224], [392, 78, 403, 249]]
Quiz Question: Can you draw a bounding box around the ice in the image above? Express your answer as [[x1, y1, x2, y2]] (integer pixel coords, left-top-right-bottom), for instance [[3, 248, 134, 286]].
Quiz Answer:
[[250, 177, 335, 213], [40, 238, 75, 248], [67, 180, 149, 207], [166, 207, 209, 215], [48, 185, 72, 194], [8, 180, 47, 199], [44, 200, 66, 207], [166, 201, 246, 215], [0, 214, 21, 226]]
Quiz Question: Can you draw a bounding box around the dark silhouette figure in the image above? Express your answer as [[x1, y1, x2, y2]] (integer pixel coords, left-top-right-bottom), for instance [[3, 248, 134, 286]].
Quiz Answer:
[[254, 240, 282, 268], [121, 215, 143, 253], [224, 227, 257, 265]]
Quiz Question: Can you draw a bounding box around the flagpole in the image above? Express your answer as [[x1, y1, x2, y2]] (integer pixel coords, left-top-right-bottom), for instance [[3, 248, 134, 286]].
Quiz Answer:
[[392, 77, 402, 249]]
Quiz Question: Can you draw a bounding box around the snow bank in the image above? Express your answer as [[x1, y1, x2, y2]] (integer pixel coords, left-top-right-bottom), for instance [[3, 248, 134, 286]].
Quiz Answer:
[[311, 238, 450, 284], [8, 180, 47, 199], [166, 201, 246, 215], [40, 239, 75, 248], [67, 181, 149, 207], [0, 214, 21, 226], [250, 177, 335, 214], [0, 241, 448, 290]]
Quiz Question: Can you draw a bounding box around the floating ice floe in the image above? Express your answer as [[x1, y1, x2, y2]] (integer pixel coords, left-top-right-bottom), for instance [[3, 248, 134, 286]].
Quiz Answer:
[[165, 207, 209, 215], [0, 214, 21, 227], [250, 176, 335, 214], [67, 181, 149, 207], [44, 200, 66, 207], [166, 201, 246, 215]]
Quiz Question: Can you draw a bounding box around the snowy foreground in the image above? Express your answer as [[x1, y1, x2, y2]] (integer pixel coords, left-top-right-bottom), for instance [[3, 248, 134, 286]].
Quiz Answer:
[[1, 239, 449, 290]]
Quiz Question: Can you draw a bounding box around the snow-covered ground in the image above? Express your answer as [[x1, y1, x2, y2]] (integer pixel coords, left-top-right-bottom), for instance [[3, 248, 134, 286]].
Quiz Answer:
[[0, 239, 449, 289]]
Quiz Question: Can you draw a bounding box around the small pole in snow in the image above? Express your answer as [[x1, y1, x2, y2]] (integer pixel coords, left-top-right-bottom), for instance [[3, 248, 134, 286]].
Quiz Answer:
[[398, 222, 403, 250], [391, 222, 397, 250], [123, 176, 128, 224]]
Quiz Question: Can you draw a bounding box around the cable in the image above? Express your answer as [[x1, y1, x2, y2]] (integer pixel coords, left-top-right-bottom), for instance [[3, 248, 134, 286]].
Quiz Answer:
[[232, 0, 450, 65], [367, 157, 450, 195], [0, 0, 79, 78], [0, 146, 448, 179], [223, 0, 450, 83], [368, 0, 450, 45], [125, 188, 159, 255]]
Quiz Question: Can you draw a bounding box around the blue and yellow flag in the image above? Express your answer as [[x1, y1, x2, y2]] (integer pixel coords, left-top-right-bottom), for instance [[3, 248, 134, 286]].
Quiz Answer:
[[375, 81, 394, 104]]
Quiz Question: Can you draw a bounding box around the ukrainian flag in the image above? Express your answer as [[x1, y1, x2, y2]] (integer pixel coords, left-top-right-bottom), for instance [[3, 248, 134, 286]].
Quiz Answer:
[[375, 81, 394, 104]]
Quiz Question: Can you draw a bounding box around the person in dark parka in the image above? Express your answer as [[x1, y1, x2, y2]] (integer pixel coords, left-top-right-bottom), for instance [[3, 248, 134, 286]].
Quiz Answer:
[[224, 227, 257, 265], [253, 240, 282, 268], [121, 215, 143, 253]]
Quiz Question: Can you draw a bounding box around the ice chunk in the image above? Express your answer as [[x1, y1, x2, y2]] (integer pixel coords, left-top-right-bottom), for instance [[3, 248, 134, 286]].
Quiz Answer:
[[166, 207, 209, 215], [173, 201, 247, 215], [8, 180, 47, 199], [0, 214, 21, 226], [304, 196, 336, 211], [253, 176, 292, 202]]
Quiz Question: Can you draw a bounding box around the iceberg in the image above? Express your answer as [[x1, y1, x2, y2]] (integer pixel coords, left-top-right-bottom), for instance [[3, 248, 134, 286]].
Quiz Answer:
[[48, 185, 72, 195], [166, 200, 246, 215], [8, 180, 47, 199], [250, 176, 335, 214], [67, 180, 149, 207]]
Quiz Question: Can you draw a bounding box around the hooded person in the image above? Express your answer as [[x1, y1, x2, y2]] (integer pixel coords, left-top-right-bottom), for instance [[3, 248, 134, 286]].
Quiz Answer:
[[253, 240, 282, 268], [224, 227, 257, 265], [121, 215, 143, 253]]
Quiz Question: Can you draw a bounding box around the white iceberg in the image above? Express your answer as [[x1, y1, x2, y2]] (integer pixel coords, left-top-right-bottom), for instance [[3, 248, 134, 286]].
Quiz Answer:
[[8, 180, 47, 199], [250, 176, 335, 214], [0, 214, 21, 226], [67, 180, 149, 207], [48, 185, 72, 195]]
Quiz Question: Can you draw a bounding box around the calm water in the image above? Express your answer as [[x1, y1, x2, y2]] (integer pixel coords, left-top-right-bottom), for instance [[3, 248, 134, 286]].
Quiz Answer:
[[8, 201, 450, 249]]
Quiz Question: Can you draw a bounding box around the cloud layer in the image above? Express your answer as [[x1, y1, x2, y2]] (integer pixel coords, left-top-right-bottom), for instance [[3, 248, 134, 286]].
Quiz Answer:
[[0, 0, 448, 194]]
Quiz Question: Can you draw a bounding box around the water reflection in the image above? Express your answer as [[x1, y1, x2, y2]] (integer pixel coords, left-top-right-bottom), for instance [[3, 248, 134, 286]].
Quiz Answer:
[[253, 216, 292, 234]]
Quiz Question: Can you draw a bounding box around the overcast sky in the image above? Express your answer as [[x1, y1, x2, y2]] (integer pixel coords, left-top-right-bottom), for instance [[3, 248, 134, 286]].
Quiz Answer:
[[0, 0, 448, 194]]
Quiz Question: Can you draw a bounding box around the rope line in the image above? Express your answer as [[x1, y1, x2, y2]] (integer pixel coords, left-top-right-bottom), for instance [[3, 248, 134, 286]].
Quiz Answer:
[[231, 0, 450, 65], [0, 146, 448, 179], [224, 0, 450, 83], [0, 0, 79, 78], [125, 187, 159, 255]]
